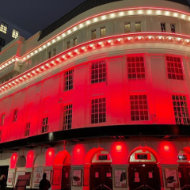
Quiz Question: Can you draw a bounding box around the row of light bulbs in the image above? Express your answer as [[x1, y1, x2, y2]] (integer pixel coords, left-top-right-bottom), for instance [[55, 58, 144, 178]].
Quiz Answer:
[[0, 32, 190, 94], [1, 7, 190, 72]]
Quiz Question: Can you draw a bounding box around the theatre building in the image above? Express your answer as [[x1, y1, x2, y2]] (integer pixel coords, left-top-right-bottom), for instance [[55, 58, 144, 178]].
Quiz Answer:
[[1, 0, 190, 189]]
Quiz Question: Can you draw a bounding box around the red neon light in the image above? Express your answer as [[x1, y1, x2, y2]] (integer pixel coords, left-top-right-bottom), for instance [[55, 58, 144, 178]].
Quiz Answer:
[[26, 150, 34, 168], [53, 150, 71, 166], [10, 153, 18, 169], [46, 148, 55, 166], [72, 144, 85, 165]]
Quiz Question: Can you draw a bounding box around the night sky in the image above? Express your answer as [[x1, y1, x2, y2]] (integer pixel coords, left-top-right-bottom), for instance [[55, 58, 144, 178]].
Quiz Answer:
[[0, 0, 190, 36]]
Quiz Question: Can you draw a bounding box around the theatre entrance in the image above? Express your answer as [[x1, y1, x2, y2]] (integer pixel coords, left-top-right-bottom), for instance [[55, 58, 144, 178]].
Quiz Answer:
[[128, 147, 161, 190]]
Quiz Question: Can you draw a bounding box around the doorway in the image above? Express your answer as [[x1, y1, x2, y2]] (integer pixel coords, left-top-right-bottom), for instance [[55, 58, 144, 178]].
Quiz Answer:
[[90, 164, 112, 190], [178, 164, 190, 190], [61, 165, 71, 190]]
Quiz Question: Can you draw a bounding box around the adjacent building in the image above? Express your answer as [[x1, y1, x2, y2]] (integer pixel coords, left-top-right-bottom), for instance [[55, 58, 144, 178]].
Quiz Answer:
[[0, 0, 190, 189]]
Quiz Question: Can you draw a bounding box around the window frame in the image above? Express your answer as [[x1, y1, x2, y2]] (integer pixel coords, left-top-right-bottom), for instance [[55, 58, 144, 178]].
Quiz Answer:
[[64, 69, 74, 91], [41, 117, 49, 133], [63, 104, 72, 130]]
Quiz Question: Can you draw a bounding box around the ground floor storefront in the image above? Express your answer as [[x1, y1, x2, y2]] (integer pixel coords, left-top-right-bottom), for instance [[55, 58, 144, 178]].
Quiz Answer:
[[1, 136, 190, 190]]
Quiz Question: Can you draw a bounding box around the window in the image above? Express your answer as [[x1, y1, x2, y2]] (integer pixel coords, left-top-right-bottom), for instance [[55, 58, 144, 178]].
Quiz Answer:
[[67, 41, 71, 49], [91, 98, 106, 124], [166, 56, 183, 80], [170, 24, 176, 33], [161, 23, 166, 32], [63, 104, 72, 130], [13, 109, 18, 122], [64, 69, 74, 91], [53, 48, 56, 56], [124, 23, 131, 33], [135, 22, 141, 32], [12, 29, 19, 39], [48, 51, 51, 58], [25, 122, 30, 136], [42, 117, 48, 133], [127, 55, 145, 79], [73, 38, 78, 46], [0, 114, 5, 126], [0, 38, 5, 47], [172, 95, 190, 125], [0, 23, 7, 34], [100, 27, 106, 37], [130, 95, 149, 121], [91, 29, 96, 39], [91, 60, 106, 84]]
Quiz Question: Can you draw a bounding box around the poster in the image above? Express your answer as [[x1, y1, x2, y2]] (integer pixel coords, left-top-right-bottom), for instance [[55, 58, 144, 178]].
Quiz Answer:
[[15, 171, 25, 186], [7, 171, 15, 187], [114, 169, 127, 188], [32, 167, 43, 188], [165, 168, 179, 188], [72, 169, 82, 186]]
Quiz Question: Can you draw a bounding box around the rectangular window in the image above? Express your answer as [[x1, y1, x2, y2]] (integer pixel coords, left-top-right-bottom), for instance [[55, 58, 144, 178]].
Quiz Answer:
[[0, 38, 5, 47], [42, 117, 48, 133], [166, 56, 183, 80], [67, 41, 71, 49], [91, 60, 106, 84], [135, 22, 141, 32], [25, 122, 30, 137], [13, 109, 18, 122], [0, 23, 7, 34], [91, 98, 106, 124], [170, 24, 176, 33], [127, 55, 145, 79], [124, 23, 131, 33], [12, 29, 19, 39], [161, 23, 166, 32], [63, 104, 72, 130], [64, 69, 74, 91], [73, 38, 78, 46], [48, 51, 51, 58], [91, 29, 97, 39], [53, 48, 56, 56], [172, 95, 190, 125], [130, 95, 149, 121], [100, 27, 106, 37], [0, 114, 5, 126]]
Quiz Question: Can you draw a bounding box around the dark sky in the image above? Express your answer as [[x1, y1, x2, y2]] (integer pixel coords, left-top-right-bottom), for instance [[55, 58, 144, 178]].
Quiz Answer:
[[0, 0, 85, 35], [0, 0, 190, 36]]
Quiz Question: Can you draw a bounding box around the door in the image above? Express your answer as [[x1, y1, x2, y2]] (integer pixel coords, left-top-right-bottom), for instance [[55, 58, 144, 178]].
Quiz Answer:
[[90, 164, 112, 190], [128, 164, 161, 190], [61, 166, 71, 190], [178, 164, 190, 190]]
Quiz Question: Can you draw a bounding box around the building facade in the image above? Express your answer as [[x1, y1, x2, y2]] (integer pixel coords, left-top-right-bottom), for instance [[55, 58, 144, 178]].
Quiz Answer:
[[0, 17, 30, 51], [0, 0, 190, 189]]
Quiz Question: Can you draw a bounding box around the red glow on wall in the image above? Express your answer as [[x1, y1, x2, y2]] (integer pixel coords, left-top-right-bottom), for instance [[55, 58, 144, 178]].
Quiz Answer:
[[10, 153, 18, 169], [46, 148, 55, 166], [72, 144, 85, 165], [53, 150, 71, 166], [26, 150, 34, 168], [158, 141, 177, 164], [111, 142, 128, 164]]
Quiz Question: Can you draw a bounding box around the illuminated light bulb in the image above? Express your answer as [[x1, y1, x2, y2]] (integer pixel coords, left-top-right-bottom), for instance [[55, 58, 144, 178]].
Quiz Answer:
[[47, 42, 51, 46], [127, 37, 132, 40], [89, 44, 94, 48], [138, 36, 142, 40], [19, 77, 23, 81], [177, 37, 181, 41], [73, 27, 78, 32], [42, 44, 47, 49], [8, 61, 11, 64], [79, 23, 84, 28], [56, 58, 61, 62], [110, 13, 116, 18], [34, 50, 38, 54], [12, 59, 15, 62], [36, 68, 41, 72], [164, 145, 169, 151], [15, 58, 19, 61], [61, 55, 66, 59], [164, 11, 170, 16], [85, 20, 91, 26], [117, 38, 122, 42], [4, 63, 8, 66], [181, 14, 186, 19], [68, 52, 72, 56], [168, 36, 172, 40], [81, 46, 86, 50], [156, 10, 162, 15], [128, 10, 134, 15], [147, 10, 153, 15], [30, 52, 34, 56], [32, 71, 36, 74], [39, 47, 42, 51], [23, 57, 26, 61], [52, 39, 56, 43], [185, 39, 190, 43], [107, 40, 112, 44], [56, 36, 61, 41], [0, 67, 2, 70], [101, 15, 107, 20], [93, 17, 98, 22], [137, 10, 143, 14], [45, 63, 50, 68], [2, 65, 5, 69], [158, 36, 163, 40], [27, 73, 31, 77], [188, 16, 190, 21], [41, 66, 45, 70], [27, 55, 30, 59], [118, 11, 125, 17], [67, 30, 72, 35], [148, 36, 153, 39], [23, 75, 27, 79], [173, 12, 179, 17]]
